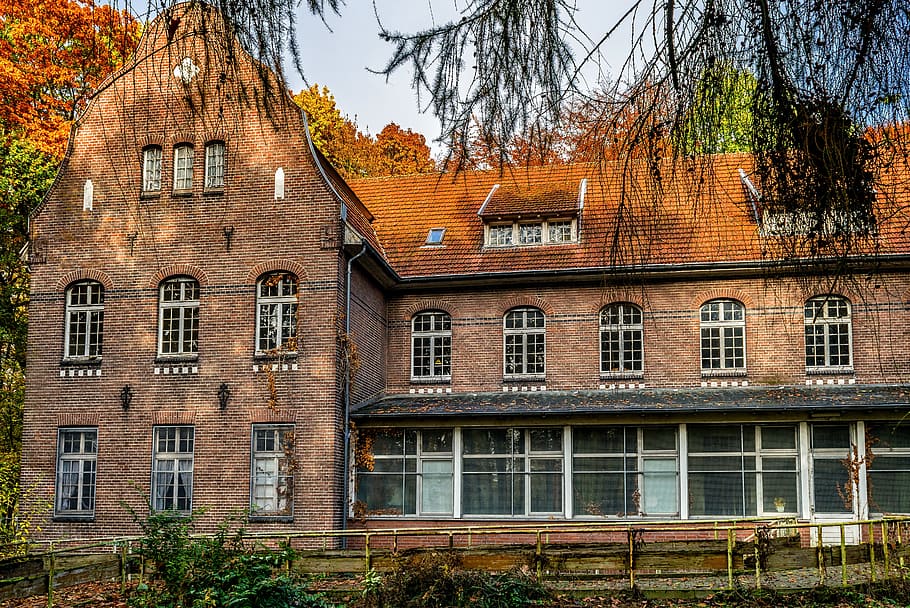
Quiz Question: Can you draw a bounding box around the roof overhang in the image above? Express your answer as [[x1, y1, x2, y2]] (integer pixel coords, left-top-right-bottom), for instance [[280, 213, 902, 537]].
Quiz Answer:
[[352, 384, 910, 424]]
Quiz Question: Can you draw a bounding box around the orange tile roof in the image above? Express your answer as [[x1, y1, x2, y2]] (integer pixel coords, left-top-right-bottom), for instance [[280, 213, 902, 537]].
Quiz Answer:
[[348, 155, 910, 280]]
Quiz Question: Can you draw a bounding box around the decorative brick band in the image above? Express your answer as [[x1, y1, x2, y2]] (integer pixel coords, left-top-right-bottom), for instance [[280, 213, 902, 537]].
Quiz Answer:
[[55, 269, 114, 291], [403, 299, 457, 319], [249, 407, 296, 423], [691, 288, 753, 310], [590, 291, 647, 315], [154, 411, 196, 425], [247, 259, 308, 283], [56, 412, 100, 427], [149, 264, 209, 288], [499, 296, 554, 316]]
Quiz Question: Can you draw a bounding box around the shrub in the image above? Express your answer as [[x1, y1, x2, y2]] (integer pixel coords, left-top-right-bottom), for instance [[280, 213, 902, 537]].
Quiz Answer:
[[354, 551, 549, 608], [130, 512, 331, 608]]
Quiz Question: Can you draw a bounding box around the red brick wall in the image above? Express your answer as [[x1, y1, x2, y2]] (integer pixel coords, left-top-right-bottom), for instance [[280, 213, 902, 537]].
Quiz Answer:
[[384, 275, 910, 393], [22, 5, 348, 539]]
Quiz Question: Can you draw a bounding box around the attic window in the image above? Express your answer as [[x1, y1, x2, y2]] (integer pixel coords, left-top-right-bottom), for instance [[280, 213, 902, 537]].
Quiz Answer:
[[425, 228, 446, 245], [484, 218, 577, 247]]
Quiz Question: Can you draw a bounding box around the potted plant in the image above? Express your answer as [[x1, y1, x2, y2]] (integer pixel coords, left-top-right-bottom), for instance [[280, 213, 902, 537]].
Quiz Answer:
[[774, 497, 786, 512]]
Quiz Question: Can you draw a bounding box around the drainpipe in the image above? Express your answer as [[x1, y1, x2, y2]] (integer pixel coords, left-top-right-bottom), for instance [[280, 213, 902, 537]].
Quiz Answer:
[[342, 241, 367, 536]]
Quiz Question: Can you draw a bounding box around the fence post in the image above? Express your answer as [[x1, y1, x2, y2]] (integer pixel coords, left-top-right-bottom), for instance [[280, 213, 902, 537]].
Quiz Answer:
[[120, 542, 128, 595], [536, 530, 543, 583], [46, 546, 55, 608], [727, 528, 735, 590], [627, 527, 635, 590], [881, 521, 890, 578], [753, 539, 761, 590], [840, 524, 848, 587], [817, 525, 825, 585], [868, 522, 876, 583], [364, 534, 371, 573]]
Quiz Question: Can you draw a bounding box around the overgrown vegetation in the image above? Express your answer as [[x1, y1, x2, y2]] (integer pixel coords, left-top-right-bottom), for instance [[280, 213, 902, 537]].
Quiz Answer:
[[129, 512, 331, 608], [352, 551, 549, 608]]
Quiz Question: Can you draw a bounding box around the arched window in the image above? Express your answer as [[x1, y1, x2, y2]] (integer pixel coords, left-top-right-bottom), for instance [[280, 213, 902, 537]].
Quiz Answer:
[[503, 307, 545, 377], [64, 280, 104, 360], [411, 311, 452, 381], [158, 276, 200, 357], [700, 299, 745, 372], [204, 141, 225, 189], [173, 143, 194, 191], [600, 303, 643, 375], [256, 272, 298, 353], [805, 296, 852, 369]]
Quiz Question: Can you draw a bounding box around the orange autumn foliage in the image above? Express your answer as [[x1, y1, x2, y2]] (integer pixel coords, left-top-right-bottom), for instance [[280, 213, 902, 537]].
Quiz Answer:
[[0, 0, 139, 157]]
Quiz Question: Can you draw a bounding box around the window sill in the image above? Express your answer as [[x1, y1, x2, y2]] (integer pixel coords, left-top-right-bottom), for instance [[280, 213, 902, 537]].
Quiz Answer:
[[503, 375, 546, 383], [53, 514, 95, 522], [806, 367, 854, 376], [60, 357, 102, 367], [701, 369, 747, 378], [155, 355, 199, 364], [410, 377, 451, 384], [253, 352, 299, 361], [203, 188, 224, 196], [172, 189, 193, 197], [601, 371, 644, 380], [248, 515, 294, 524], [140, 191, 161, 200]]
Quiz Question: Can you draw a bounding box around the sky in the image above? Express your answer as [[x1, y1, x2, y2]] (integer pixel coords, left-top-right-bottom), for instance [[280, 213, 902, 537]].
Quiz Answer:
[[288, 2, 642, 155]]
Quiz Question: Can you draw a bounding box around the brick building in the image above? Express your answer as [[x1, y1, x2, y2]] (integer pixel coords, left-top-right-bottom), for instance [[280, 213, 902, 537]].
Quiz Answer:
[[21, 2, 910, 542]]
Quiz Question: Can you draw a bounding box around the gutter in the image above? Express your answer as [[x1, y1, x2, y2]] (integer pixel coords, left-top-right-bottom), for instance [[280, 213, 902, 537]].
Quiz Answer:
[[342, 241, 367, 536]]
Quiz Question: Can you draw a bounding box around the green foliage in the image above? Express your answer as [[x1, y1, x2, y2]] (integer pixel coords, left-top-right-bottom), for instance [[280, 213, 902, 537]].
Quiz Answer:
[[0, 454, 51, 558], [676, 65, 759, 155], [354, 551, 549, 608], [130, 512, 332, 608]]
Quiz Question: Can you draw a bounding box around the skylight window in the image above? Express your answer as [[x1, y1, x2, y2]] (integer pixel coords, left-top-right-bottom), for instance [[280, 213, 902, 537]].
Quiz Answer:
[[426, 228, 446, 245]]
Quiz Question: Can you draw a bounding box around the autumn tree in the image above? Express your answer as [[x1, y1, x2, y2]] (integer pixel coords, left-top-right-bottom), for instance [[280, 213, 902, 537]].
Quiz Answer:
[[0, 0, 139, 156], [293, 84, 435, 178]]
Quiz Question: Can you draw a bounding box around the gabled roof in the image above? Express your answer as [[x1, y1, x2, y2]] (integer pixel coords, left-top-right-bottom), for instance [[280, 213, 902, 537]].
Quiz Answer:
[[348, 155, 910, 281]]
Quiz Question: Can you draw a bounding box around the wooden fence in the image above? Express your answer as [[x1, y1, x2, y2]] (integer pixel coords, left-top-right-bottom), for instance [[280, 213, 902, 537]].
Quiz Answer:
[[2, 517, 910, 605]]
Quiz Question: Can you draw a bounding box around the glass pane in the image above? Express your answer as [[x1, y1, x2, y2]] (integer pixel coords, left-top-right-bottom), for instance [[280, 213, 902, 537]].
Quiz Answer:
[[574, 472, 635, 516], [573, 427, 629, 454], [868, 422, 910, 449], [530, 428, 562, 452], [642, 427, 675, 451], [463, 473, 515, 515], [761, 426, 796, 450], [813, 458, 852, 513], [812, 425, 852, 449], [357, 474, 405, 514], [642, 458, 677, 515], [530, 472, 562, 513], [762, 472, 798, 513]]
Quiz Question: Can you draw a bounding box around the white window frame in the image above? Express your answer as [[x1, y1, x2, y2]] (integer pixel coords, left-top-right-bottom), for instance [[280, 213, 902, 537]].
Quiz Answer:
[[55, 428, 97, 518], [158, 276, 200, 358], [151, 426, 194, 513], [699, 299, 746, 374], [461, 427, 564, 517], [173, 144, 194, 191], [64, 280, 104, 360], [411, 311, 452, 382], [142, 146, 162, 192], [600, 303, 644, 377], [204, 141, 225, 190], [255, 272, 298, 354], [503, 307, 546, 378], [865, 421, 910, 515], [485, 218, 577, 247], [355, 429, 454, 517], [804, 295, 852, 371], [250, 424, 294, 518]]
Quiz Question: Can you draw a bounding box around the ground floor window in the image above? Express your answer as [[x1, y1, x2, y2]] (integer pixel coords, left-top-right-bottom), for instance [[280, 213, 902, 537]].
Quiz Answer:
[[352, 420, 908, 520], [573, 426, 677, 517], [152, 426, 194, 513], [251, 425, 294, 517], [55, 428, 97, 518], [866, 422, 910, 514], [355, 428, 453, 516], [688, 424, 799, 517], [462, 427, 563, 516]]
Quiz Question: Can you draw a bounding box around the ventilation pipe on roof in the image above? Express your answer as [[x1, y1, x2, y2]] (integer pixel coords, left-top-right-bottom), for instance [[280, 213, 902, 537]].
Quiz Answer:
[[477, 183, 500, 215], [578, 178, 587, 210]]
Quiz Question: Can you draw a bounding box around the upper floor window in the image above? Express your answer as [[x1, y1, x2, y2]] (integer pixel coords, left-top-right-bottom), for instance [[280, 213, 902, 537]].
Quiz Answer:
[[600, 303, 643, 376], [152, 426, 194, 513], [411, 311, 452, 381], [65, 281, 104, 360], [485, 218, 577, 247], [173, 144, 194, 191], [55, 428, 97, 519], [158, 276, 200, 358], [504, 307, 545, 377], [142, 146, 162, 192], [805, 296, 852, 370], [256, 272, 298, 354], [700, 299, 745, 373], [204, 141, 225, 189]]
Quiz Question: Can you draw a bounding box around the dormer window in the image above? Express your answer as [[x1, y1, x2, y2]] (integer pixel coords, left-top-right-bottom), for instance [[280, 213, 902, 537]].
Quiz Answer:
[[484, 218, 577, 247]]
